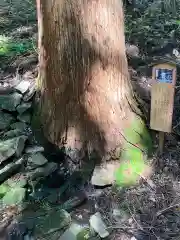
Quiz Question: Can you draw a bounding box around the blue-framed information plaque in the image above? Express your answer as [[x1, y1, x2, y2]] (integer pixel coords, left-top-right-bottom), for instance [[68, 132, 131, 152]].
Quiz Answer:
[[155, 69, 173, 84]]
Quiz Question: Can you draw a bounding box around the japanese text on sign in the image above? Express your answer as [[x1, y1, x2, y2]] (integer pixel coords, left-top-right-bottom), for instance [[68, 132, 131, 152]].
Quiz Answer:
[[150, 63, 176, 133]]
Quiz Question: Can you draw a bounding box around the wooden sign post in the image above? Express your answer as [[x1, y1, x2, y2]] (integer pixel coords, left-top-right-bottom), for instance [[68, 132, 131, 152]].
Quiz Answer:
[[150, 63, 177, 154]]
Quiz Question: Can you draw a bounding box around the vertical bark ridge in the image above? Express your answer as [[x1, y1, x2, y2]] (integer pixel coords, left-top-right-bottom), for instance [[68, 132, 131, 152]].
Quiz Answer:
[[37, 0, 148, 162]]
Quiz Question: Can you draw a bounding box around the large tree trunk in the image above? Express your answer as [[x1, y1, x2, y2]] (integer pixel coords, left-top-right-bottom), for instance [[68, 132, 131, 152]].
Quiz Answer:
[[35, 0, 152, 185]]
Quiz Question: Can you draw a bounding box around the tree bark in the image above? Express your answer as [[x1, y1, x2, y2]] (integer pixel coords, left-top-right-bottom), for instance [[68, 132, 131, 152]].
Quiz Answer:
[[35, 0, 152, 177]]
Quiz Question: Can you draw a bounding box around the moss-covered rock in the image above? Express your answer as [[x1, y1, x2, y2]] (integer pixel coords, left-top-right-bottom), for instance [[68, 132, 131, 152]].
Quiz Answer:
[[0, 136, 27, 163], [2, 187, 26, 205], [0, 92, 22, 111], [0, 111, 15, 130], [0, 183, 10, 198]]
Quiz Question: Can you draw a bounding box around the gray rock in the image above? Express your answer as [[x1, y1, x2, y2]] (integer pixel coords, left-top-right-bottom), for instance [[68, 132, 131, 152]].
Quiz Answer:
[[33, 209, 71, 238], [46, 191, 59, 204], [89, 212, 109, 238], [25, 145, 44, 154], [27, 162, 57, 183], [13, 136, 28, 157], [0, 93, 22, 111], [17, 113, 31, 123], [0, 220, 28, 240], [0, 111, 15, 130], [0, 157, 26, 182], [11, 53, 37, 70], [64, 191, 87, 211], [0, 182, 10, 198], [0, 136, 27, 163], [15, 80, 31, 94], [91, 161, 119, 186], [17, 102, 32, 114], [27, 153, 48, 169], [3, 129, 24, 139], [2, 187, 26, 206], [7, 172, 27, 188], [0, 146, 16, 164], [23, 83, 35, 102], [24, 235, 35, 240], [10, 122, 28, 131], [59, 223, 90, 240], [126, 43, 139, 57]]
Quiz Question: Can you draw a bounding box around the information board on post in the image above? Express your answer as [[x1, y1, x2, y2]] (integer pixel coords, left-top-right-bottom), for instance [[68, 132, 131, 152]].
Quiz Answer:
[[150, 63, 176, 133]]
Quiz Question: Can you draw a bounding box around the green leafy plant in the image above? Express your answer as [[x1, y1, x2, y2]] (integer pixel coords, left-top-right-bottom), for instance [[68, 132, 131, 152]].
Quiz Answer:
[[0, 35, 34, 57], [125, 0, 180, 54]]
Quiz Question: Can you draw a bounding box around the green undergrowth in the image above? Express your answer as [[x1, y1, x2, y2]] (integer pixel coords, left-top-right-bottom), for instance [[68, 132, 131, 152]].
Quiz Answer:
[[0, 35, 35, 68], [125, 1, 180, 54], [0, 0, 37, 68]]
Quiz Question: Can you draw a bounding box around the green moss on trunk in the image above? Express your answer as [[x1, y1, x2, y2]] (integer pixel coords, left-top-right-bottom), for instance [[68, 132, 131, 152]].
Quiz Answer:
[[115, 116, 153, 186]]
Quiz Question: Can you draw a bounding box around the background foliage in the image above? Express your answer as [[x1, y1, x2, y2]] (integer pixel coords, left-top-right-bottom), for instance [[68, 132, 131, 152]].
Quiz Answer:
[[125, 0, 180, 55]]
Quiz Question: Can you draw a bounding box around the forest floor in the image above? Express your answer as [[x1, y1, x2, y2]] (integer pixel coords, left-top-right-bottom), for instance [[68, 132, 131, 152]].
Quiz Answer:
[[1, 0, 180, 240]]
